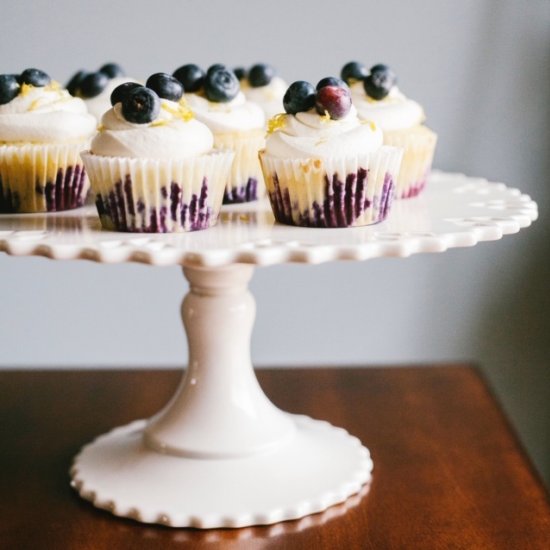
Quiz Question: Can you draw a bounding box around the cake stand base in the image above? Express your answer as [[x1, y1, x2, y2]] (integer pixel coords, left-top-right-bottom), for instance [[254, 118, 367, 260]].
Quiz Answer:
[[70, 264, 372, 528], [71, 415, 372, 528]]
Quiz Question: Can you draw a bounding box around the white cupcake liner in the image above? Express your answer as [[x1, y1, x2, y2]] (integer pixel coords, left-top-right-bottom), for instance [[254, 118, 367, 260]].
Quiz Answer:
[[81, 150, 234, 233], [0, 142, 90, 213], [383, 126, 437, 199], [259, 146, 403, 227], [213, 129, 265, 203]]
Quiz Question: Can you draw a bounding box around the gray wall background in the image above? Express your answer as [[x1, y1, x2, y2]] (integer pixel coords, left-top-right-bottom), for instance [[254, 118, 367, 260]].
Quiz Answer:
[[1, 1, 549, 485]]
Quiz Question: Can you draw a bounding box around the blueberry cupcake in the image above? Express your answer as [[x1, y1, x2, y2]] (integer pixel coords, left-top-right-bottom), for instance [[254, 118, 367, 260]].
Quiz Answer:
[[67, 63, 140, 122], [236, 63, 287, 120], [259, 78, 403, 227], [0, 69, 96, 213], [173, 64, 265, 203], [341, 62, 437, 199], [81, 74, 234, 232]]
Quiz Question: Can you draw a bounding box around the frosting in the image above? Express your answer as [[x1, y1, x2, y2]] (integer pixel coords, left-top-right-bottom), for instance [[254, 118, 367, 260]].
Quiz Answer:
[[91, 99, 213, 159], [184, 91, 264, 133], [351, 83, 425, 131], [84, 77, 140, 121], [242, 76, 287, 119], [0, 83, 96, 143], [264, 105, 383, 159]]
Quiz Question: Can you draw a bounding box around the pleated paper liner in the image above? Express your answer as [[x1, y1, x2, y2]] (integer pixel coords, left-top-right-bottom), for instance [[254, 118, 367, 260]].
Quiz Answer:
[[214, 128, 265, 204], [0, 142, 90, 213], [383, 125, 437, 199], [259, 145, 403, 228], [81, 150, 234, 233]]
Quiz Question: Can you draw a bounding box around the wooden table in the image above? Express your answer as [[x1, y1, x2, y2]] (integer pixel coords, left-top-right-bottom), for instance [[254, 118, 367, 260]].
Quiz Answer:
[[0, 365, 548, 549]]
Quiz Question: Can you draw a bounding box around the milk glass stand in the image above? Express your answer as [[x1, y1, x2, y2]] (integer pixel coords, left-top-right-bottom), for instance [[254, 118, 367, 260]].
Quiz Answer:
[[0, 171, 537, 528]]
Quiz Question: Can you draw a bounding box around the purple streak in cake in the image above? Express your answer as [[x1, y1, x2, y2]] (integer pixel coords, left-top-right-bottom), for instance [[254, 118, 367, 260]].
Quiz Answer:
[[96, 176, 215, 232], [223, 177, 258, 204], [1, 165, 85, 213], [268, 167, 395, 228]]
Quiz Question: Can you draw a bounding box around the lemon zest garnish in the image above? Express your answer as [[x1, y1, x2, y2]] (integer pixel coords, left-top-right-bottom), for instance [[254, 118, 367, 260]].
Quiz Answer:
[[97, 124, 105, 132], [46, 80, 61, 91], [150, 119, 168, 127], [267, 113, 287, 135], [161, 101, 194, 122], [360, 119, 377, 131], [28, 99, 42, 112], [320, 110, 331, 123], [20, 83, 33, 97]]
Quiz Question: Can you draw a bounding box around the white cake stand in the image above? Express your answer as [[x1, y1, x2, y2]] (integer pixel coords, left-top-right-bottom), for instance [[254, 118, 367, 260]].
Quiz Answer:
[[0, 171, 538, 529]]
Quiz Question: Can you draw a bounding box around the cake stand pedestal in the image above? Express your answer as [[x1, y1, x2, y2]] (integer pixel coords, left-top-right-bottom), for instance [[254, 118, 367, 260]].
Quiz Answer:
[[0, 172, 537, 528]]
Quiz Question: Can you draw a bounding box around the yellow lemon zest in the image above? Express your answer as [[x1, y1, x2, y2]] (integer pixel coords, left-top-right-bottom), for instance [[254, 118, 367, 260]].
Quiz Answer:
[[267, 113, 287, 134], [162, 101, 194, 122], [20, 83, 33, 97], [97, 124, 105, 132], [320, 110, 331, 123]]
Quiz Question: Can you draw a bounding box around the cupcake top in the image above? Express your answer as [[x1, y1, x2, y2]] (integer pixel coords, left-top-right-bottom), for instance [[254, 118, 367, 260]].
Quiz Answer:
[[173, 64, 265, 133], [66, 63, 140, 121], [341, 62, 425, 131], [91, 74, 213, 159], [235, 63, 287, 119], [0, 69, 96, 143], [264, 78, 382, 159]]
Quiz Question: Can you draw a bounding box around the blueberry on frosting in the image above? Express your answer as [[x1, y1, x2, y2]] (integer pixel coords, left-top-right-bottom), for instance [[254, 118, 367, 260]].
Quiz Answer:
[[146, 73, 183, 102], [233, 67, 247, 81], [79, 71, 110, 99], [0, 75, 20, 105], [283, 81, 315, 115], [173, 64, 205, 93], [204, 67, 239, 103], [99, 62, 125, 79], [110, 81, 141, 106], [363, 64, 396, 100], [248, 63, 275, 87], [315, 84, 352, 120], [66, 70, 87, 96], [207, 64, 226, 76], [19, 68, 51, 87], [341, 61, 368, 84], [121, 86, 160, 124]]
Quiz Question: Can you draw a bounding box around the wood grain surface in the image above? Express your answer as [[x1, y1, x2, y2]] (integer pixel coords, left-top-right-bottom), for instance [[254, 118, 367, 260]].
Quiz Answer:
[[0, 366, 548, 549]]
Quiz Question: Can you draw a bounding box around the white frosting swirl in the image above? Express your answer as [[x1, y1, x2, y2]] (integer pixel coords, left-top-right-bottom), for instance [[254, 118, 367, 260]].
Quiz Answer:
[[265, 105, 383, 159], [184, 91, 264, 133], [242, 77, 287, 119], [0, 83, 96, 143], [351, 83, 425, 131], [91, 99, 213, 159], [83, 76, 141, 121]]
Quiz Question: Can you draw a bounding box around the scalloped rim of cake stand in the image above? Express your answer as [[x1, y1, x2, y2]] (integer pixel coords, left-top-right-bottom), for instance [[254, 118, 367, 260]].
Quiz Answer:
[[70, 415, 373, 529], [0, 171, 538, 268]]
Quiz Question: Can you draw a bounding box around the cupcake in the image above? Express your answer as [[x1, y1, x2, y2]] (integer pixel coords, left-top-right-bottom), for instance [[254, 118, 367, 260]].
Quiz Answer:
[[81, 74, 234, 233], [173, 64, 265, 204], [341, 62, 437, 199], [236, 63, 287, 120], [67, 63, 141, 122], [0, 69, 96, 213], [259, 79, 403, 228]]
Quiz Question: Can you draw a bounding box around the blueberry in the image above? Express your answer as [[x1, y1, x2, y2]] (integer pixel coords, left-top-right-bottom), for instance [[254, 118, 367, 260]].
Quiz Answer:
[[78, 71, 109, 98], [315, 85, 352, 120], [99, 63, 125, 79], [110, 81, 141, 106], [0, 74, 20, 105], [122, 86, 160, 124], [363, 65, 396, 100], [19, 68, 51, 87], [66, 70, 87, 96], [248, 63, 275, 87], [173, 64, 205, 93], [283, 81, 316, 115], [316, 77, 347, 91], [207, 64, 226, 75], [146, 73, 183, 101], [233, 67, 247, 81], [341, 61, 368, 84], [204, 68, 239, 103]]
